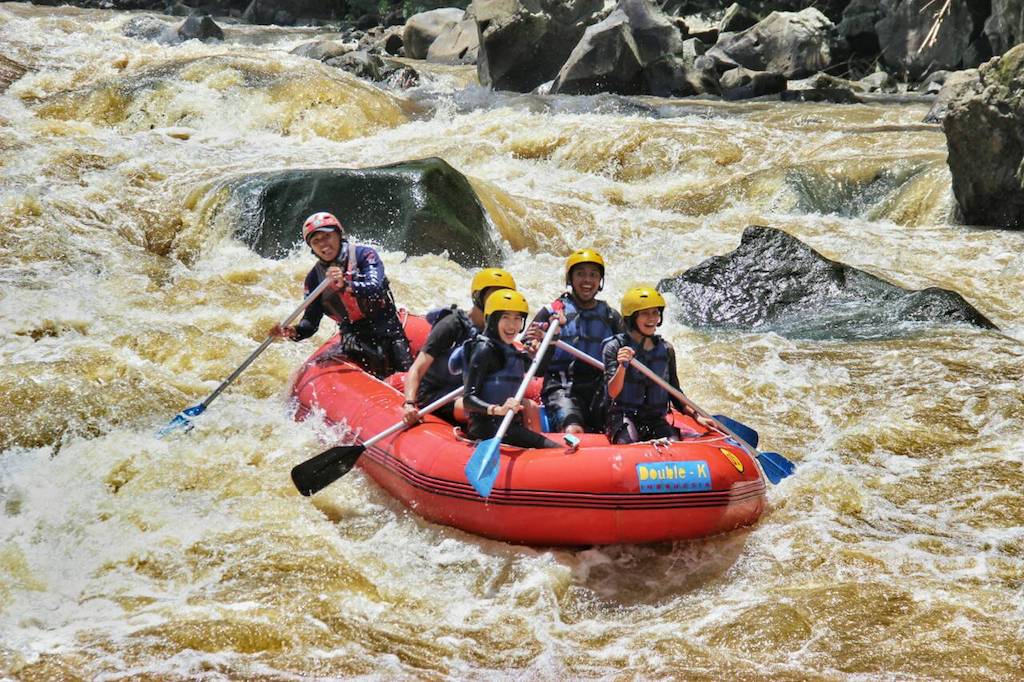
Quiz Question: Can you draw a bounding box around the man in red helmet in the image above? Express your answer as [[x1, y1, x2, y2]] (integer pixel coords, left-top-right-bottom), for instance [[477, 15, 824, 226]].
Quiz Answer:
[[271, 211, 412, 379]]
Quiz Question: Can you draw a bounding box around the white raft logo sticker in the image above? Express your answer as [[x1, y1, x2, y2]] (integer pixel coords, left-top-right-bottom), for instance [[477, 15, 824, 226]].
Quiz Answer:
[[636, 461, 712, 493]]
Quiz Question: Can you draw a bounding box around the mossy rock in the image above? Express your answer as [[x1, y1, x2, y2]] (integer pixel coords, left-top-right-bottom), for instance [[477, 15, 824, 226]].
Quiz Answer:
[[226, 157, 500, 266]]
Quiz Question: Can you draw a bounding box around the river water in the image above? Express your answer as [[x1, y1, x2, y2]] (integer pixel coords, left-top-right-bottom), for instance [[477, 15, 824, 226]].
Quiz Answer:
[[1, 3, 1022, 679]]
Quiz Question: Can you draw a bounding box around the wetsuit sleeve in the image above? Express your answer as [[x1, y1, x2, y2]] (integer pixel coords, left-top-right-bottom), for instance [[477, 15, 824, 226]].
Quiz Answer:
[[463, 342, 502, 414], [665, 343, 687, 413], [294, 269, 325, 341], [347, 244, 388, 298], [602, 336, 622, 387], [421, 315, 461, 357]]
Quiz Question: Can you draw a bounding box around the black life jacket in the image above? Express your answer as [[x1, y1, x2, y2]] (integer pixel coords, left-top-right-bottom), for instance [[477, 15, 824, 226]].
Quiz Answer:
[[607, 333, 671, 418], [419, 305, 476, 395]]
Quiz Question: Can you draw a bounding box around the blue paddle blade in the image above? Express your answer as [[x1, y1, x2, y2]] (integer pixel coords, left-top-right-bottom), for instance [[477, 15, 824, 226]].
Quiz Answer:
[[760, 451, 796, 476], [713, 414, 759, 449], [756, 452, 795, 484], [465, 437, 501, 498], [157, 403, 206, 438]]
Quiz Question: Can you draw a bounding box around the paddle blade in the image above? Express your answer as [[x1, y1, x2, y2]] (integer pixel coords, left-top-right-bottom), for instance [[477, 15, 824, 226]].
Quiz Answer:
[[757, 451, 796, 484], [465, 438, 501, 498], [713, 414, 759, 449], [157, 404, 206, 438], [291, 445, 366, 496]]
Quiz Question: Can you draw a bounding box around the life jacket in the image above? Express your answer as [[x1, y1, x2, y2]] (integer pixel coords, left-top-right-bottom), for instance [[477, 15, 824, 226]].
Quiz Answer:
[[476, 339, 529, 406], [608, 333, 671, 418], [314, 241, 394, 326], [421, 305, 476, 393], [546, 294, 617, 379]]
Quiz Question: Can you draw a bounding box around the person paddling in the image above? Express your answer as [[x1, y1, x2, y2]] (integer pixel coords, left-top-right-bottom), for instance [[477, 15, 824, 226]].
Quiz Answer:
[[463, 289, 563, 449], [271, 212, 412, 378], [529, 249, 624, 435], [401, 268, 517, 426], [603, 286, 710, 444]]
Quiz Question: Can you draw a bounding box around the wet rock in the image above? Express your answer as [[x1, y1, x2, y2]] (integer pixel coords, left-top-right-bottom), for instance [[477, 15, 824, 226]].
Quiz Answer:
[[657, 225, 997, 339], [783, 73, 863, 102], [719, 66, 785, 99], [241, 0, 347, 26], [325, 50, 383, 81], [836, 0, 880, 56], [427, 9, 479, 64], [224, 157, 500, 266], [475, 0, 607, 92], [404, 7, 465, 60], [719, 3, 760, 33], [876, 0, 990, 80], [923, 69, 977, 123], [620, 0, 684, 65], [121, 14, 176, 41], [944, 44, 1024, 228], [354, 13, 380, 30], [290, 39, 352, 61], [858, 70, 897, 93], [708, 8, 837, 79], [919, 69, 950, 94], [384, 32, 404, 56], [177, 14, 224, 42], [644, 53, 720, 96], [551, 0, 700, 96], [550, 10, 644, 95], [985, 0, 1024, 57], [381, 63, 420, 88]]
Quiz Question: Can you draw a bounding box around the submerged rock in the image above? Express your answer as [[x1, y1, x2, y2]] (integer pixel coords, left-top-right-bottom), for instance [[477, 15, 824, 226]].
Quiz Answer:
[[223, 157, 500, 266], [0, 55, 29, 94], [657, 225, 996, 339]]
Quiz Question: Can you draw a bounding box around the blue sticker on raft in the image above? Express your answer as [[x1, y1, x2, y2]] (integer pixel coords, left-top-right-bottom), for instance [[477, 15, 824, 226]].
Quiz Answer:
[[636, 461, 712, 493]]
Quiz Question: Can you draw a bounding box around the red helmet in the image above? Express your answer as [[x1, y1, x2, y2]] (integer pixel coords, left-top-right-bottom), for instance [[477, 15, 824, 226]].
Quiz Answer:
[[302, 212, 343, 244]]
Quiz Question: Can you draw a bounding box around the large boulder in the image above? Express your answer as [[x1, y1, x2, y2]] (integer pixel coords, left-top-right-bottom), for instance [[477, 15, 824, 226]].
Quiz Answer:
[[475, 0, 608, 92], [427, 6, 480, 64], [876, 0, 990, 79], [944, 44, 1024, 228], [985, 0, 1024, 57], [220, 158, 501, 266], [707, 8, 837, 79], [550, 10, 645, 95], [550, 0, 705, 96], [836, 0, 880, 56], [657, 225, 996, 339], [403, 7, 465, 60]]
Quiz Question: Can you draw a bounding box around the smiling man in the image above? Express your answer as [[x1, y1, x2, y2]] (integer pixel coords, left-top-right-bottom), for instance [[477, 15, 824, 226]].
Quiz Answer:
[[271, 211, 412, 379], [529, 249, 623, 434]]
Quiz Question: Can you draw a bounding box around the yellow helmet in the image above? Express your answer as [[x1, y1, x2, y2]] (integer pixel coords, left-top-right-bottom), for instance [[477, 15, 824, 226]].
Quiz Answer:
[[621, 286, 666, 319], [471, 268, 516, 309], [484, 288, 529, 318], [565, 248, 605, 286]]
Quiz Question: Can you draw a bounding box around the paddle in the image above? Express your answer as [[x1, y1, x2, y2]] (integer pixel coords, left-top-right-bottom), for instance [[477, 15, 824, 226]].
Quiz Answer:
[[291, 386, 464, 496], [158, 276, 334, 437], [553, 340, 795, 484], [554, 340, 759, 446], [465, 319, 561, 498]]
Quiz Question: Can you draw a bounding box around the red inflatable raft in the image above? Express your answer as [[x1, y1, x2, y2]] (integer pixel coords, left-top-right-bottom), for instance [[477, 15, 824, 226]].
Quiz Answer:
[[291, 314, 766, 546]]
